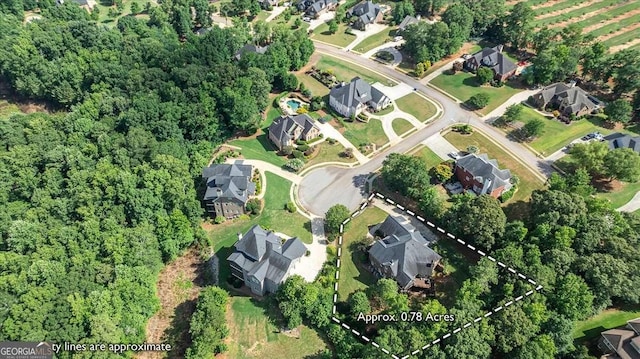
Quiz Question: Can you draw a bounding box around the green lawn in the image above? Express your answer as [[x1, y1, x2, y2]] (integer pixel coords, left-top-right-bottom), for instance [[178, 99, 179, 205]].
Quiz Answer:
[[315, 54, 395, 86], [296, 73, 330, 97], [573, 308, 640, 343], [376, 104, 395, 116], [225, 297, 327, 358], [94, 0, 155, 24], [303, 141, 356, 168], [0, 100, 22, 117], [413, 145, 444, 169], [430, 238, 472, 307], [598, 182, 640, 209], [444, 131, 545, 204], [209, 173, 313, 283], [603, 27, 640, 48], [341, 118, 389, 149], [273, 14, 310, 31], [229, 135, 287, 167], [352, 27, 396, 53], [253, 10, 271, 22], [312, 22, 356, 48], [431, 72, 523, 115], [395, 93, 438, 122], [337, 207, 388, 300], [391, 118, 414, 136], [515, 107, 621, 156]]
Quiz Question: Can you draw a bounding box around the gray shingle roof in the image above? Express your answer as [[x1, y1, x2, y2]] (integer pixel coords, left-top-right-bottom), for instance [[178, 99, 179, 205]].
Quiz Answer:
[[369, 216, 441, 289], [202, 163, 256, 204], [234, 44, 269, 60], [605, 133, 640, 153], [456, 153, 512, 195], [398, 15, 419, 32], [536, 83, 597, 115], [348, 0, 381, 26], [471, 45, 517, 77], [329, 77, 388, 114], [230, 225, 307, 284], [268, 114, 318, 147]]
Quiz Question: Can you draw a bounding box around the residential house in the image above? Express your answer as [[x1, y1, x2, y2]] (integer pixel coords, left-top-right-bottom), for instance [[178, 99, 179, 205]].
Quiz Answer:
[[598, 318, 640, 359], [531, 82, 598, 117], [57, 0, 97, 9], [228, 225, 307, 296], [268, 114, 321, 151], [347, 0, 382, 30], [397, 15, 419, 33], [605, 133, 640, 153], [234, 44, 269, 61], [202, 162, 256, 219], [369, 215, 442, 291], [258, 0, 278, 9], [297, 0, 337, 17], [464, 45, 517, 82], [455, 153, 512, 198], [329, 77, 391, 117]]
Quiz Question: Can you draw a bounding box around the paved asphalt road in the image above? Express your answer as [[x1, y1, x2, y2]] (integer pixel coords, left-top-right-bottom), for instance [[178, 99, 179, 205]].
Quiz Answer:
[[298, 42, 554, 216]]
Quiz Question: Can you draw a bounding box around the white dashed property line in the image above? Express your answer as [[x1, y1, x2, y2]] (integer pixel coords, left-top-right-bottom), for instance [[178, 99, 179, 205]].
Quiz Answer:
[[338, 236, 343, 245], [332, 305, 336, 314], [368, 193, 376, 201], [330, 192, 543, 358]]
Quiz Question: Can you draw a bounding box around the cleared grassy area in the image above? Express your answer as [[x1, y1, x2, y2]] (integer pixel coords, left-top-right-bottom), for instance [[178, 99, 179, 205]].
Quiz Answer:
[[587, 14, 640, 38], [253, 10, 271, 22], [337, 207, 388, 300], [296, 73, 330, 97], [94, 0, 155, 24], [573, 2, 640, 31], [273, 14, 310, 31], [431, 72, 523, 115], [516, 107, 619, 156], [391, 118, 414, 136], [230, 135, 287, 167], [573, 308, 640, 342], [598, 181, 640, 209], [315, 54, 395, 86], [533, 0, 623, 28], [312, 22, 356, 48], [353, 27, 396, 53], [225, 297, 326, 358], [304, 141, 356, 168], [395, 93, 438, 122], [604, 27, 640, 48], [341, 118, 389, 148], [413, 145, 444, 169], [0, 100, 22, 117], [444, 131, 545, 203]]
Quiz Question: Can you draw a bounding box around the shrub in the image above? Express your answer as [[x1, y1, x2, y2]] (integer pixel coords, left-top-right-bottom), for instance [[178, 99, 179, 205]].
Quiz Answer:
[[285, 201, 296, 213], [452, 124, 473, 134], [246, 198, 262, 215], [342, 147, 354, 158], [297, 144, 310, 152], [327, 137, 337, 144], [467, 145, 479, 154], [467, 93, 490, 109], [303, 147, 314, 156], [296, 139, 308, 145], [499, 186, 516, 203], [284, 158, 305, 172], [281, 145, 294, 156], [214, 216, 226, 224], [293, 150, 305, 159]]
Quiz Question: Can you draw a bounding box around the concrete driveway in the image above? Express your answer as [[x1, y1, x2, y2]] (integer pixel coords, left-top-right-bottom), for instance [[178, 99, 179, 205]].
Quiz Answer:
[[372, 83, 414, 100], [316, 122, 370, 164], [292, 217, 328, 282], [617, 192, 640, 212], [264, 6, 288, 22], [345, 24, 389, 51], [362, 40, 404, 59], [308, 12, 336, 31], [482, 90, 539, 123], [421, 133, 459, 160]]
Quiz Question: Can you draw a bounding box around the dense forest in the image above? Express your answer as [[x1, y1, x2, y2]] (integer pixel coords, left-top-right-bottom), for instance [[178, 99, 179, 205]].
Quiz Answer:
[[277, 154, 640, 359], [0, 1, 312, 355]]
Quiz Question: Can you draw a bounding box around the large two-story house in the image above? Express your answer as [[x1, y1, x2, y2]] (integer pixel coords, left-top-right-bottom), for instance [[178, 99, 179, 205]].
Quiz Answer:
[[369, 215, 441, 291], [464, 45, 517, 82], [296, 0, 337, 17], [598, 318, 640, 359], [455, 153, 512, 199], [202, 162, 256, 219], [228, 225, 307, 296], [531, 82, 599, 118], [347, 0, 382, 30], [268, 114, 321, 151], [329, 77, 391, 117]]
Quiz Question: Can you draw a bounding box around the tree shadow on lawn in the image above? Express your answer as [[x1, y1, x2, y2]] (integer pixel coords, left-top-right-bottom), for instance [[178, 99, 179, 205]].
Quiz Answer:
[[503, 200, 531, 222], [352, 173, 370, 197], [462, 75, 482, 88], [347, 240, 377, 289]]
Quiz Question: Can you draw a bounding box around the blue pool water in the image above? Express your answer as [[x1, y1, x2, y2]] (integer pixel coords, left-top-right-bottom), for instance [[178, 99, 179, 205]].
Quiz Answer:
[[287, 99, 301, 111]]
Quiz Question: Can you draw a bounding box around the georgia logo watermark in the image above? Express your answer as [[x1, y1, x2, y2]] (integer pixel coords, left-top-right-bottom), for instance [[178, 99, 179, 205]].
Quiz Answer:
[[0, 342, 53, 359]]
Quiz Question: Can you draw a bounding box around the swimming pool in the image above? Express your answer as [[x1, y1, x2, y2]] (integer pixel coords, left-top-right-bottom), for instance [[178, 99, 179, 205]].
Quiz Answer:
[[287, 99, 301, 111]]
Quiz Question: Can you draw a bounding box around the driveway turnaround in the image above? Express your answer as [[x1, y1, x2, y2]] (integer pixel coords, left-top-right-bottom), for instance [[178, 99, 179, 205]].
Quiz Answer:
[[372, 83, 414, 100], [421, 134, 460, 160]]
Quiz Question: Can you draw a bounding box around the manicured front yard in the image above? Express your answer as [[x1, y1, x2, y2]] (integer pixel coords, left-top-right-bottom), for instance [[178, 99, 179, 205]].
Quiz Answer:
[[315, 54, 395, 86], [413, 145, 444, 169], [337, 206, 388, 300], [444, 131, 545, 204], [225, 297, 327, 358], [573, 308, 640, 343], [340, 118, 389, 149], [391, 118, 414, 136], [395, 93, 438, 122], [296, 73, 330, 97], [431, 72, 523, 115], [303, 141, 356, 168], [352, 27, 396, 53], [312, 22, 356, 48], [229, 134, 287, 167]]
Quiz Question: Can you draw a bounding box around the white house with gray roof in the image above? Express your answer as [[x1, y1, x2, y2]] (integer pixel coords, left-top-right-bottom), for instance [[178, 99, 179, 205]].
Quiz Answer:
[[202, 162, 256, 219], [369, 215, 441, 290], [228, 225, 307, 296], [329, 77, 391, 118]]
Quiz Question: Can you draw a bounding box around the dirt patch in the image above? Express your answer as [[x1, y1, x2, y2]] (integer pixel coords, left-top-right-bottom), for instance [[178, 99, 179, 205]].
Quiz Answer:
[[296, 52, 322, 75], [581, 9, 640, 33], [531, 0, 565, 10], [535, 0, 603, 20], [137, 248, 207, 359], [592, 176, 622, 193], [546, 1, 624, 28], [596, 22, 640, 41], [425, 42, 479, 74], [610, 37, 640, 52]]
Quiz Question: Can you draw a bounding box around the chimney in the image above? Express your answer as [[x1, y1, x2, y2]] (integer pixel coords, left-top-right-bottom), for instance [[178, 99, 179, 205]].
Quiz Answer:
[[237, 232, 243, 241]]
